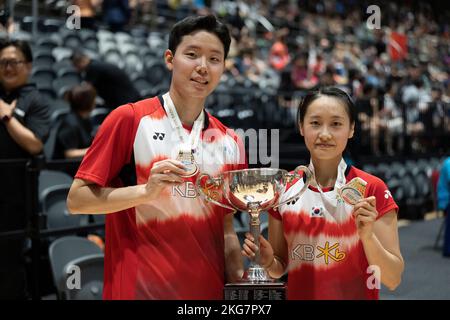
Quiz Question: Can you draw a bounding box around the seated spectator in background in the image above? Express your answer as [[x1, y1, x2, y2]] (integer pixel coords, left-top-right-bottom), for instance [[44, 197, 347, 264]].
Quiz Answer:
[[0, 6, 15, 34], [437, 157, 450, 257], [54, 83, 96, 160], [269, 28, 290, 71], [290, 53, 317, 90], [0, 39, 49, 299], [418, 85, 449, 153], [71, 0, 102, 31], [71, 50, 140, 110], [235, 48, 267, 85], [355, 83, 381, 155], [318, 66, 337, 87], [380, 81, 404, 155], [102, 0, 131, 32]]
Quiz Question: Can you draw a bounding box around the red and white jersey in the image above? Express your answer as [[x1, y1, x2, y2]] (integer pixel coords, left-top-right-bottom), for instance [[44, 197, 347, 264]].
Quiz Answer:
[[269, 160, 398, 300], [75, 96, 246, 300]]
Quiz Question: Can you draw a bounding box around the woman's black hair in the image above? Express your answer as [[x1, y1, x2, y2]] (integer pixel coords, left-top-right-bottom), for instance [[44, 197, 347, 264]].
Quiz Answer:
[[296, 86, 356, 126], [67, 82, 96, 112]]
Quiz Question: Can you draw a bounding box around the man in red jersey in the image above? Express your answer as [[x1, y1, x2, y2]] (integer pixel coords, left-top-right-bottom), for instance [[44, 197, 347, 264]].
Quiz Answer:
[[67, 15, 247, 299]]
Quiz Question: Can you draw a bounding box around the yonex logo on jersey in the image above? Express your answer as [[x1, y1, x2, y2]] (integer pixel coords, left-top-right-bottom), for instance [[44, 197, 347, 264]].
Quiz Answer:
[[384, 190, 392, 199], [287, 197, 299, 206], [153, 132, 166, 140], [291, 241, 346, 265]]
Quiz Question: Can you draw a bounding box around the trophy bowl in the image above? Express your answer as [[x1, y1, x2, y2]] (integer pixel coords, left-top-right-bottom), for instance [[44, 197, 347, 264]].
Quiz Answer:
[[196, 166, 312, 287]]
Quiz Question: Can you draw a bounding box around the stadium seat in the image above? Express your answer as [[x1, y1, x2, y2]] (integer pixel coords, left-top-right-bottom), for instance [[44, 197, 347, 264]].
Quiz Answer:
[[133, 77, 151, 97], [97, 29, 114, 42], [40, 184, 88, 230], [103, 50, 124, 68], [114, 31, 133, 45], [36, 38, 59, 51], [145, 62, 170, 87], [83, 38, 98, 52], [53, 74, 80, 98], [41, 18, 64, 33], [63, 33, 83, 49], [31, 69, 56, 88], [79, 29, 97, 42], [53, 58, 74, 73], [90, 108, 110, 128], [38, 87, 57, 102], [34, 54, 56, 67], [124, 53, 144, 74], [119, 42, 138, 56], [48, 236, 103, 299], [98, 40, 117, 55]]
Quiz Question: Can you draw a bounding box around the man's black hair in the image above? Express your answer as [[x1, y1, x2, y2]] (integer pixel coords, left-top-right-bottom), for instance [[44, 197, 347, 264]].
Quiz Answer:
[[0, 39, 33, 62], [168, 15, 231, 59]]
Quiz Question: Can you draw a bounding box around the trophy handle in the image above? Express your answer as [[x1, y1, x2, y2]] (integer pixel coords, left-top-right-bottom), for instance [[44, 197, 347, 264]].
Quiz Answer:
[[272, 165, 313, 211], [196, 173, 237, 213]]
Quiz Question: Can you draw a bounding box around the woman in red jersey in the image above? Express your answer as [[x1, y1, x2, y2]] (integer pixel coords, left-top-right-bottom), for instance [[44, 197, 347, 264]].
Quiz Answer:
[[242, 87, 404, 299]]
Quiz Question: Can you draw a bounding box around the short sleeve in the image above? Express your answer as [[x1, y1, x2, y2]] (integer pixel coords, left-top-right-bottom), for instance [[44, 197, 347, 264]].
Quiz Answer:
[[366, 177, 399, 219], [23, 92, 50, 143], [75, 104, 135, 187]]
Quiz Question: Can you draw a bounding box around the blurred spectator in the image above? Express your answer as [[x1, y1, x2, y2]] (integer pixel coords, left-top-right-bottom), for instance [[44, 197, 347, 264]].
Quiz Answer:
[[235, 48, 267, 85], [319, 66, 337, 87], [355, 83, 381, 155], [379, 81, 404, 155], [54, 83, 96, 160], [311, 52, 326, 79], [269, 28, 290, 71], [291, 52, 317, 90], [71, 50, 140, 110], [0, 39, 50, 299], [102, 0, 131, 32], [0, 5, 14, 34], [418, 85, 449, 153], [437, 157, 450, 257], [71, 0, 102, 31]]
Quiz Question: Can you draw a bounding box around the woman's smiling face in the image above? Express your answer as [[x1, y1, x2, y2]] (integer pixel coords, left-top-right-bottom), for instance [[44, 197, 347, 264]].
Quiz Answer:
[[300, 95, 354, 161]]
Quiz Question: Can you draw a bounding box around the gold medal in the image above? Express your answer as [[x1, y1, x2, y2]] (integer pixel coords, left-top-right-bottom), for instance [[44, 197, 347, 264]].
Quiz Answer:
[[176, 149, 199, 178], [338, 177, 367, 205]]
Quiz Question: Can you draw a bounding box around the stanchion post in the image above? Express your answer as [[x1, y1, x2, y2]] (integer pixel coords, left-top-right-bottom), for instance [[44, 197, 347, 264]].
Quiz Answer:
[[27, 155, 45, 300]]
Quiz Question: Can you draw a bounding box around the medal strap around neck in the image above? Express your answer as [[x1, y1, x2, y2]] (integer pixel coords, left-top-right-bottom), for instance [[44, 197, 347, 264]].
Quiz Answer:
[[308, 158, 347, 212], [162, 92, 205, 151]]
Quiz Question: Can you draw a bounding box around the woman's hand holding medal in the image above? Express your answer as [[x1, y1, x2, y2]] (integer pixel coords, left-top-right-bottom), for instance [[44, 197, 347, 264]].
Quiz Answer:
[[352, 196, 378, 242]]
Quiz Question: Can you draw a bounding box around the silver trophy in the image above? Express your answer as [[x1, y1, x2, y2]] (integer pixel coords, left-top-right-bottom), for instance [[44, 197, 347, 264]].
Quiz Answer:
[[196, 166, 312, 299]]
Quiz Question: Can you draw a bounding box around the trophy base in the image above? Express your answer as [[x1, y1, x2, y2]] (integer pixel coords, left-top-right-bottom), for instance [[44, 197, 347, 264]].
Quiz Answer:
[[224, 282, 286, 300]]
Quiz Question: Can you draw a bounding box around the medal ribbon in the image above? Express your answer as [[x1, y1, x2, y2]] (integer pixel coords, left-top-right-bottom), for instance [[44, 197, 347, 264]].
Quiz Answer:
[[308, 158, 347, 213], [162, 92, 204, 152]]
